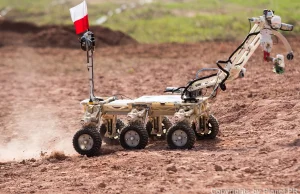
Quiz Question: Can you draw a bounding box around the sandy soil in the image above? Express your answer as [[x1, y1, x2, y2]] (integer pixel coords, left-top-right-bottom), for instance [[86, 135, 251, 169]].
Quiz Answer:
[[0, 22, 300, 194]]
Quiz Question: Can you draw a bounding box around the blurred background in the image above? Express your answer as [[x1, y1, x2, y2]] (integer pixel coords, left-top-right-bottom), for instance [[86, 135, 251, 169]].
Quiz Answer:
[[0, 0, 299, 43]]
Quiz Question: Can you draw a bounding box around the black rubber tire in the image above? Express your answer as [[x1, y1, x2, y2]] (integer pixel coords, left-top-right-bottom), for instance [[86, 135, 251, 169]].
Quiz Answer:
[[166, 122, 196, 149], [73, 127, 102, 157], [146, 117, 172, 139], [100, 119, 125, 145], [192, 115, 219, 140], [119, 124, 149, 150]]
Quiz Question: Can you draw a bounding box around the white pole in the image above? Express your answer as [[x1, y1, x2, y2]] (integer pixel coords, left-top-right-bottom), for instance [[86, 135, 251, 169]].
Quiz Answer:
[[87, 49, 95, 102], [84, 31, 96, 102]]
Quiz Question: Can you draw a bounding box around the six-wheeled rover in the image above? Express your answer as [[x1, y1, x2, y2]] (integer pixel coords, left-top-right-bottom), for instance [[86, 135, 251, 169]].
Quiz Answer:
[[72, 10, 294, 156]]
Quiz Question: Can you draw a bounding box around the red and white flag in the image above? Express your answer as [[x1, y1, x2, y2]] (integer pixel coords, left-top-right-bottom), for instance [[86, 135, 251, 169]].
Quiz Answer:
[[69, 1, 89, 34]]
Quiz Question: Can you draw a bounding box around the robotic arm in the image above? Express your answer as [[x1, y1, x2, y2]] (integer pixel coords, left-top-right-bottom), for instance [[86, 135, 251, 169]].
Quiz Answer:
[[166, 10, 294, 102], [249, 9, 294, 73]]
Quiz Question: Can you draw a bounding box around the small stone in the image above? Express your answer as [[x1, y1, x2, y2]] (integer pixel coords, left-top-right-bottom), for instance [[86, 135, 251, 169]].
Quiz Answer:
[[227, 157, 232, 161], [98, 182, 106, 188], [40, 167, 47, 172], [32, 163, 40, 167], [243, 167, 256, 174], [166, 164, 177, 173], [231, 166, 238, 171], [52, 166, 60, 170], [214, 164, 223, 171], [29, 158, 36, 162], [20, 160, 26, 165], [141, 171, 151, 176]]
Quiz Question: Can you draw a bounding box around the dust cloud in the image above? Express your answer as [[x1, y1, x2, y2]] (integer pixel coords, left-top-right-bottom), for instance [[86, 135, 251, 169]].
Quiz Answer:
[[0, 104, 75, 162]]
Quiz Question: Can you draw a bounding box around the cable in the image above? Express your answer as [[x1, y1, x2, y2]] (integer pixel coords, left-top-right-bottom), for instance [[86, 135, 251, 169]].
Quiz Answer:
[[248, 19, 252, 33]]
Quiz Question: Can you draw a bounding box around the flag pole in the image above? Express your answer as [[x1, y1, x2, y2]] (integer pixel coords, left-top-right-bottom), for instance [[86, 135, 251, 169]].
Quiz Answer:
[[84, 30, 96, 102]]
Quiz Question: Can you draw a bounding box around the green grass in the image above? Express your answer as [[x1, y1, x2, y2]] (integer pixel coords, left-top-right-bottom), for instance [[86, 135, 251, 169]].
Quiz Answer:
[[103, 0, 300, 43], [1, 0, 299, 43]]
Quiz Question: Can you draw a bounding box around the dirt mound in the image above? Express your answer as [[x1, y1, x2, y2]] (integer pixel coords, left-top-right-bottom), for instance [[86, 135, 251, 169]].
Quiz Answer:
[[0, 20, 137, 48]]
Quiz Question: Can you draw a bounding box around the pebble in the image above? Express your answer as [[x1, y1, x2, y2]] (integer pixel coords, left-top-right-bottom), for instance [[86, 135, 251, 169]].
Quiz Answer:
[[40, 167, 47, 172], [98, 182, 106, 188], [141, 171, 151, 176], [214, 164, 223, 171], [52, 166, 60, 170], [166, 164, 177, 173], [31, 163, 40, 167], [243, 167, 256, 174]]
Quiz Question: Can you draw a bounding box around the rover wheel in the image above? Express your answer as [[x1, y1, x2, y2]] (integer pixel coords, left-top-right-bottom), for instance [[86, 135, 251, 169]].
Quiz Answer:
[[119, 124, 148, 149], [192, 115, 219, 140], [166, 122, 195, 149], [100, 119, 125, 145], [73, 127, 102, 157], [146, 116, 172, 139]]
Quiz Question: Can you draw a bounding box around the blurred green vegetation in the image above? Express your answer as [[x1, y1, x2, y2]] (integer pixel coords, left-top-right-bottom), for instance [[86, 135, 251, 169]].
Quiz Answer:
[[0, 0, 299, 43]]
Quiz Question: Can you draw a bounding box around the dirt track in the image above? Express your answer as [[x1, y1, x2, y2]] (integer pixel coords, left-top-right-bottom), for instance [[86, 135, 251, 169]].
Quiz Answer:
[[0, 23, 300, 193]]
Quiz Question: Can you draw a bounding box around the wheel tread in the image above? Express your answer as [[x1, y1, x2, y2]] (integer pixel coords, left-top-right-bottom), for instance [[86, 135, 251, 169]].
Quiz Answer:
[[73, 127, 102, 157], [119, 124, 148, 149], [167, 122, 196, 149]]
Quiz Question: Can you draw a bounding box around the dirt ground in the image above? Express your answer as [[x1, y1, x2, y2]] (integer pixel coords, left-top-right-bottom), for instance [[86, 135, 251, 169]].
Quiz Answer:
[[0, 22, 300, 194]]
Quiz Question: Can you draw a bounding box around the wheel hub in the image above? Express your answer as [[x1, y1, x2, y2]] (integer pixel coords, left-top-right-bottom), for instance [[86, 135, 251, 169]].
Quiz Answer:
[[78, 134, 94, 150], [172, 129, 188, 147], [124, 130, 140, 147]]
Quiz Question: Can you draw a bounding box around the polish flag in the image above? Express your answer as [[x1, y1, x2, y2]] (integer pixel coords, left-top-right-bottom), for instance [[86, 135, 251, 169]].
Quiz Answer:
[[69, 1, 89, 34]]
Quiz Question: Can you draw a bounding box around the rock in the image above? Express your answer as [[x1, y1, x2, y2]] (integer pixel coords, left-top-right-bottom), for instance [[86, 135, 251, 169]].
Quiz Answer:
[[29, 158, 36, 162], [98, 182, 106, 188], [243, 167, 256, 174], [231, 166, 238, 171], [166, 164, 177, 173], [52, 166, 60, 170], [141, 171, 151, 176], [40, 167, 47, 172], [32, 163, 40, 167], [214, 164, 223, 171]]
